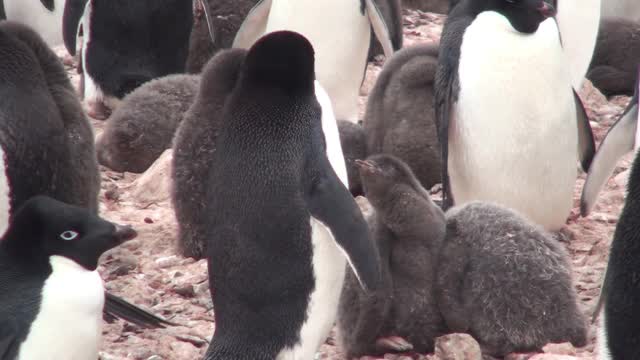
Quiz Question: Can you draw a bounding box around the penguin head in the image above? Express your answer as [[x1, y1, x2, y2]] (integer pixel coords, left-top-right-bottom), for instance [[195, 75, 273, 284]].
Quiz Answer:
[[482, 0, 556, 33], [1, 196, 137, 271], [356, 154, 425, 207], [243, 30, 315, 95]]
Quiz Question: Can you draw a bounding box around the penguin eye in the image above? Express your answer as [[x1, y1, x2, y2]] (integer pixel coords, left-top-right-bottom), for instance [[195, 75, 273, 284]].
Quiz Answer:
[[60, 230, 79, 241]]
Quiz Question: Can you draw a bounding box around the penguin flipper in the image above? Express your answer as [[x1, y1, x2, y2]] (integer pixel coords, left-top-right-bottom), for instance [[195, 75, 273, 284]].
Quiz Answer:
[[364, 0, 395, 58], [40, 0, 55, 12], [574, 90, 596, 173], [591, 263, 610, 324], [0, 323, 19, 360], [435, 15, 471, 210], [305, 159, 382, 292], [62, 0, 89, 55], [232, 0, 272, 49], [580, 91, 639, 216], [103, 292, 176, 329]]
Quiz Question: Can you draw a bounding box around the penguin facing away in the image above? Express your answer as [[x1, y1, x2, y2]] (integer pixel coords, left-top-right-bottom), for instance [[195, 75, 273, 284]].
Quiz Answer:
[[62, 0, 194, 120], [364, 44, 442, 193], [439, 201, 588, 356], [587, 17, 640, 97], [0, 196, 139, 360], [232, 0, 396, 123], [96, 74, 200, 173], [0, 20, 172, 331], [596, 121, 640, 360], [435, 0, 595, 231], [580, 70, 639, 215], [338, 154, 448, 358], [1, 0, 65, 46], [191, 31, 380, 359]]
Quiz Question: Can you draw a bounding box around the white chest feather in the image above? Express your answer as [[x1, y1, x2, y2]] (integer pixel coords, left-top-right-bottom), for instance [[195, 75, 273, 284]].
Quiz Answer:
[[556, 0, 601, 89], [452, 13, 577, 231], [0, 146, 11, 238], [265, 0, 370, 122], [3, 0, 65, 46], [597, 310, 613, 360], [276, 82, 348, 360], [18, 256, 105, 360]]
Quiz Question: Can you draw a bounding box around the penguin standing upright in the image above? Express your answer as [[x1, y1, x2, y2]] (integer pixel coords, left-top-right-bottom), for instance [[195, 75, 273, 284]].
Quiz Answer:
[[593, 86, 640, 359], [1, 0, 65, 46], [171, 31, 381, 359], [435, 0, 595, 231], [232, 0, 397, 123], [0, 196, 139, 360], [0, 20, 172, 331]]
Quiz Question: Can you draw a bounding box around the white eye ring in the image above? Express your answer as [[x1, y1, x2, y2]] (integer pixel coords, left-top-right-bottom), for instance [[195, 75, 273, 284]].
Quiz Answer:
[[60, 230, 79, 241]]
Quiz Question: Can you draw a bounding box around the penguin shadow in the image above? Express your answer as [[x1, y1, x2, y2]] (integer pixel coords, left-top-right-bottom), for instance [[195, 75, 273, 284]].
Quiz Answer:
[[338, 154, 588, 359]]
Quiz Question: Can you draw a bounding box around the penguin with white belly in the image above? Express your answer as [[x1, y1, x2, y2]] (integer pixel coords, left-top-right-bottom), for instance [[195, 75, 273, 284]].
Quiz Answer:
[[435, 0, 596, 231], [184, 31, 381, 359], [0, 20, 173, 331], [232, 0, 397, 123], [0, 196, 141, 360]]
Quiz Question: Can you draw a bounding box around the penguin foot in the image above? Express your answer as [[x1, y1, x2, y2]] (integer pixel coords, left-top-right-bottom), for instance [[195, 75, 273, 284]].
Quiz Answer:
[[86, 100, 113, 120], [375, 336, 414, 352]]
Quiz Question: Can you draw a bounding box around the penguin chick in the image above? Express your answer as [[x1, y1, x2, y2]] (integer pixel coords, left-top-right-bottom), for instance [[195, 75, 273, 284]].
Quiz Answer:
[[364, 44, 442, 191], [587, 17, 640, 97], [438, 202, 588, 357], [338, 154, 448, 358], [0, 196, 138, 359], [96, 74, 200, 173], [338, 120, 367, 196]]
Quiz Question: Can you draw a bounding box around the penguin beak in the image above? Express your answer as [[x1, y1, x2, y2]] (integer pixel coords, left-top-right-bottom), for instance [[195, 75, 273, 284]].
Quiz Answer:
[[537, 1, 556, 18], [113, 224, 138, 244], [355, 159, 381, 174]]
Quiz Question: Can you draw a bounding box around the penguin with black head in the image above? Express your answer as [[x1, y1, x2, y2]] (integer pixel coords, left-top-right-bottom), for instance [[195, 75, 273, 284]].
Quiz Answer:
[[180, 31, 381, 359], [435, 0, 595, 231], [0, 20, 172, 332], [0, 196, 144, 359]]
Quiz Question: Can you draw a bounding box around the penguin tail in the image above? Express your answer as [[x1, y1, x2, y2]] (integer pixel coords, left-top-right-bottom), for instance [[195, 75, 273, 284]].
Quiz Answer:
[[103, 292, 177, 329]]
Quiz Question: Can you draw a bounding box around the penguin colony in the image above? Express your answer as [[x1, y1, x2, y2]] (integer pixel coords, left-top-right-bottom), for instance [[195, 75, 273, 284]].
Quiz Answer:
[[0, 0, 640, 359]]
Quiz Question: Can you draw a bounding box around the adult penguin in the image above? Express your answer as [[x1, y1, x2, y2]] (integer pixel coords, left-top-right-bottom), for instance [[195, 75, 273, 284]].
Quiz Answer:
[[232, 0, 397, 123], [173, 31, 381, 359], [435, 0, 595, 231]]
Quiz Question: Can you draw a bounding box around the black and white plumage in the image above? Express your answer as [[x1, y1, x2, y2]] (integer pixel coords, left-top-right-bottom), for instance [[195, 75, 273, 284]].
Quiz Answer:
[[0, 196, 138, 359], [172, 30, 381, 359], [434, 0, 595, 231], [62, 0, 194, 119], [0, 20, 172, 334], [596, 111, 640, 359], [233, 0, 396, 123]]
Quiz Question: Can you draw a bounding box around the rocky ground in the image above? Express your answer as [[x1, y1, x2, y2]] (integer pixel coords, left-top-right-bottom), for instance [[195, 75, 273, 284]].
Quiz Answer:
[[60, 9, 632, 360]]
